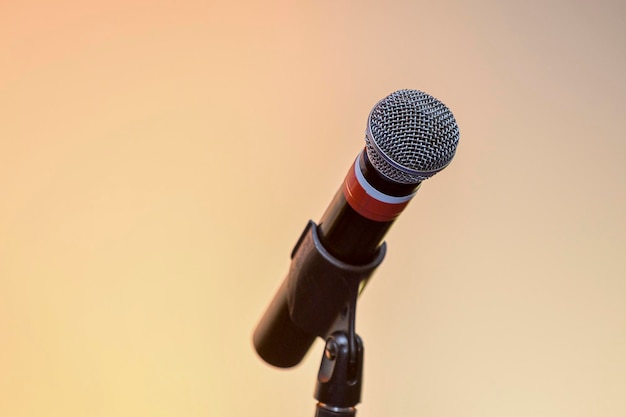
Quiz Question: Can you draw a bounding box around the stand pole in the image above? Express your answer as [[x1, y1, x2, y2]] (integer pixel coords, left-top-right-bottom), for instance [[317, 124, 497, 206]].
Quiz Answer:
[[313, 274, 363, 417]]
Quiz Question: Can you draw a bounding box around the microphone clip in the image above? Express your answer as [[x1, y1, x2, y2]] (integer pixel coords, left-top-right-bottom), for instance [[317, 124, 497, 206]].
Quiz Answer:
[[288, 220, 380, 416], [253, 220, 385, 369], [286, 220, 386, 340]]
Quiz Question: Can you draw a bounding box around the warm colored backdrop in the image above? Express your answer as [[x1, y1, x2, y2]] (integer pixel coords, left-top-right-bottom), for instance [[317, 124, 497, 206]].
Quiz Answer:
[[2, 1, 625, 416]]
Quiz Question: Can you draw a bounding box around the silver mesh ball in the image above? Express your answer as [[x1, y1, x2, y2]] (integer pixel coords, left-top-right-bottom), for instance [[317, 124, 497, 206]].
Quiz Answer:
[[365, 89, 460, 184]]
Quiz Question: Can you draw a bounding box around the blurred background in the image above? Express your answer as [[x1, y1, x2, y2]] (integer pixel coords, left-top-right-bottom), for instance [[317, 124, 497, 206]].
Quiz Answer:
[[1, 1, 625, 416]]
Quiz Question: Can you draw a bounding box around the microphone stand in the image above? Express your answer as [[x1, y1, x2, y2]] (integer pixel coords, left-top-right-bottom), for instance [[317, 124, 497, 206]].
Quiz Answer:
[[314, 281, 364, 417], [254, 220, 385, 416]]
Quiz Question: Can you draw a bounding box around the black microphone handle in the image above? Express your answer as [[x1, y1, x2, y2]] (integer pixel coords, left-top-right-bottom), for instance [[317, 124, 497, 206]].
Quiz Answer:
[[252, 149, 420, 368]]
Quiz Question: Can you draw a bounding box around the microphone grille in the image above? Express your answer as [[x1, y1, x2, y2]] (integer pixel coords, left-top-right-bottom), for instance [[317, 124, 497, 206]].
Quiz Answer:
[[366, 89, 460, 184]]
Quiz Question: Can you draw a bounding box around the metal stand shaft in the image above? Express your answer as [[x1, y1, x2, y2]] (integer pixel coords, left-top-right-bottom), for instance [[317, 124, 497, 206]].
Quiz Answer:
[[313, 266, 364, 417]]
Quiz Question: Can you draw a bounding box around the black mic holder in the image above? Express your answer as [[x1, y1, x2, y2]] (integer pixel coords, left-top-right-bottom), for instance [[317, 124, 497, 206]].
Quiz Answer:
[[314, 305, 364, 417], [276, 220, 386, 417]]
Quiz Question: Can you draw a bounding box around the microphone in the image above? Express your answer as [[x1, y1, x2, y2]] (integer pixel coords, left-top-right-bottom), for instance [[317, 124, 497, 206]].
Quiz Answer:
[[253, 89, 460, 368]]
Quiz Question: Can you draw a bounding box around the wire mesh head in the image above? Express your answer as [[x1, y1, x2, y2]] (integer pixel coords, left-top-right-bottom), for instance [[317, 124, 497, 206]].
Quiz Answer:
[[365, 89, 460, 184]]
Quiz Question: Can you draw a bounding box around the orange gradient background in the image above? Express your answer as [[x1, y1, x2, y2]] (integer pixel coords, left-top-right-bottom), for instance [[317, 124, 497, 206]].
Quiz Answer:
[[1, 1, 625, 416]]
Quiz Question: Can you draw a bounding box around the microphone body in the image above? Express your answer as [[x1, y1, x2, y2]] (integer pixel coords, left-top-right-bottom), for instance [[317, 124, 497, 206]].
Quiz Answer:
[[253, 90, 459, 368], [253, 151, 415, 368]]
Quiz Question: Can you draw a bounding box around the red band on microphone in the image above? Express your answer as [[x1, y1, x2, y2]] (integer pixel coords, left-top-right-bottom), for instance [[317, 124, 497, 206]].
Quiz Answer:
[[342, 159, 415, 222]]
